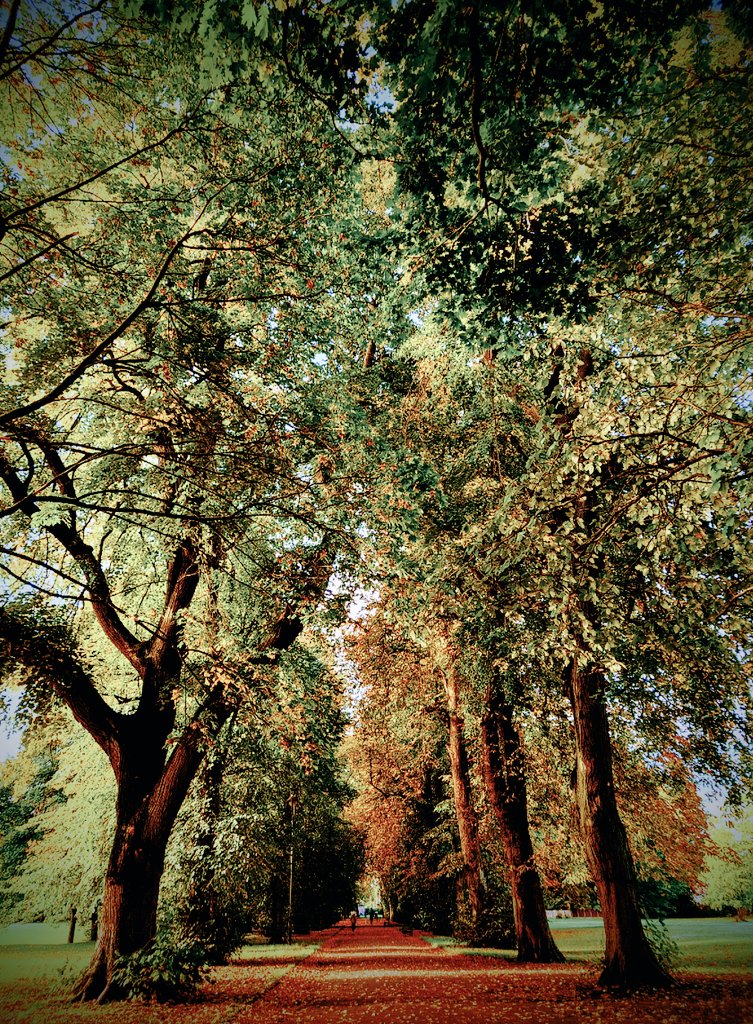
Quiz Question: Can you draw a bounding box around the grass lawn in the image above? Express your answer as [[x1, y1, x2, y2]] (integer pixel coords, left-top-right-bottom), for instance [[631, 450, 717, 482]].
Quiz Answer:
[[425, 917, 753, 975], [0, 930, 320, 1024]]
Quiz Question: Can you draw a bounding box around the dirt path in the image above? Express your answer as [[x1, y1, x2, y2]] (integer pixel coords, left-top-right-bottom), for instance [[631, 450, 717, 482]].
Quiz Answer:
[[233, 921, 753, 1024]]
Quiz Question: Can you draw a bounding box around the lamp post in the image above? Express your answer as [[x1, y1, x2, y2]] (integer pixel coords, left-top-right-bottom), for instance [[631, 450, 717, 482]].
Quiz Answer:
[[286, 789, 298, 944]]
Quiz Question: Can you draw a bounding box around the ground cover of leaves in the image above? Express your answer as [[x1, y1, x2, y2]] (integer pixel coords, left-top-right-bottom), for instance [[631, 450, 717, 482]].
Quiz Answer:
[[237, 923, 753, 1024], [1, 924, 751, 1024], [0, 940, 318, 1024]]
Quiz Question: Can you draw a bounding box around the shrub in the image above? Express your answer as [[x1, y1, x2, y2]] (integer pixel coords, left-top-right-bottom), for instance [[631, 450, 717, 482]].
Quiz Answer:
[[111, 933, 210, 1002]]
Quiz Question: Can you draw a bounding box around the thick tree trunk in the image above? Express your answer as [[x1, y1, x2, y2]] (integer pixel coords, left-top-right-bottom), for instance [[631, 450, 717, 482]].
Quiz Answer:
[[443, 668, 486, 938], [569, 660, 672, 988], [72, 814, 165, 1001], [480, 689, 564, 963], [72, 713, 210, 1001]]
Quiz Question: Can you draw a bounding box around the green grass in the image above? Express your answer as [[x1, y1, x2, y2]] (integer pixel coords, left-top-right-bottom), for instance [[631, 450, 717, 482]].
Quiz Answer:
[[0, 935, 318, 985], [660, 918, 753, 974], [236, 939, 320, 959], [0, 923, 93, 946], [0, 942, 94, 983], [424, 918, 753, 974], [0, 934, 320, 1024]]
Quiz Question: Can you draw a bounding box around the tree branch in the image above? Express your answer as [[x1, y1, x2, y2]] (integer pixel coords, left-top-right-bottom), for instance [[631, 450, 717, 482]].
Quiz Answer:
[[0, 600, 123, 755], [147, 538, 200, 666], [0, 233, 77, 284], [0, 448, 144, 670], [0, 228, 196, 427]]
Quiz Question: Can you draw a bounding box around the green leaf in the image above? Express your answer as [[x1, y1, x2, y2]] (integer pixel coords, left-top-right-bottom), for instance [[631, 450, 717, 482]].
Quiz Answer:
[[241, 0, 257, 30], [255, 3, 270, 40]]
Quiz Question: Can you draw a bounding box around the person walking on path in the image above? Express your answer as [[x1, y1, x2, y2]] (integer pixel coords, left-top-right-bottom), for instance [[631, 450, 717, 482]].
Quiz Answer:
[[369, 908, 375, 925], [350, 909, 357, 931]]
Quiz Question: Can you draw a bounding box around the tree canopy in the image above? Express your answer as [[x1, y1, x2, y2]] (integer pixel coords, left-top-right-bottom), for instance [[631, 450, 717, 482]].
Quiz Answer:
[[1, 0, 751, 999]]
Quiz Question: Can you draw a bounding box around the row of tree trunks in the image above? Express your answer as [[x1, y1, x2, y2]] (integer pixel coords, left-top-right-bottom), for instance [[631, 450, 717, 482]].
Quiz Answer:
[[568, 658, 672, 988], [437, 620, 564, 959], [480, 684, 564, 963], [441, 636, 667, 986]]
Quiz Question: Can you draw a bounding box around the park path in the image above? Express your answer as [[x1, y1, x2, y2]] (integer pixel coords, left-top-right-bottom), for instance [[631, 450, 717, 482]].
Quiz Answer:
[[233, 920, 753, 1024], [231, 920, 570, 1024], [235, 919, 523, 1024]]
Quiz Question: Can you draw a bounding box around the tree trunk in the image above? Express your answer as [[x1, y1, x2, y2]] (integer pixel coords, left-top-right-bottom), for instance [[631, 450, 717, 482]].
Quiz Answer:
[[72, 714, 210, 1001], [73, 818, 164, 1001], [569, 660, 672, 988], [480, 688, 564, 963], [378, 881, 393, 924], [443, 667, 486, 939]]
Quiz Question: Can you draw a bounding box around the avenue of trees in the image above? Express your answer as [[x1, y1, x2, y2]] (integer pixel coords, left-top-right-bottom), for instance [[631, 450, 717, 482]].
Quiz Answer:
[[0, 0, 751, 1001]]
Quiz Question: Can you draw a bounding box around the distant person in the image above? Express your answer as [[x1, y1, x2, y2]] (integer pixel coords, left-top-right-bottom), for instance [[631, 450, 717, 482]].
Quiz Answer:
[[369, 908, 375, 925], [350, 909, 357, 931]]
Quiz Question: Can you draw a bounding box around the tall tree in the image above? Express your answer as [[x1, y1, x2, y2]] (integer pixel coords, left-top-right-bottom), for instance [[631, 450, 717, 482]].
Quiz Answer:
[[360, 0, 751, 988], [433, 624, 488, 940], [164, 642, 364, 951], [702, 809, 753, 918], [480, 675, 564, 962], [345, 606, 463, 936], [351, 325, 564, 957], [0, 0, 366, 999]]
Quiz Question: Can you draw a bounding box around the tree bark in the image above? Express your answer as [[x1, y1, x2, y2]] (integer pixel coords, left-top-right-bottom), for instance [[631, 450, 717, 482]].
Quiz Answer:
[[480, 687, 564, 963], [73, 816, 165, 1002], [568, 659, 672, 988], [443, 665, 486, 939], [72, 714, 211, 1002]]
